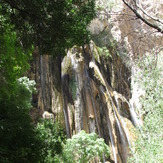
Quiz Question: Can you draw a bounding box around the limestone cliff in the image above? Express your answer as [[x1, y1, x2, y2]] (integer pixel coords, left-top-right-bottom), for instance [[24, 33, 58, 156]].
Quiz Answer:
[[61, 44, 134, 163]]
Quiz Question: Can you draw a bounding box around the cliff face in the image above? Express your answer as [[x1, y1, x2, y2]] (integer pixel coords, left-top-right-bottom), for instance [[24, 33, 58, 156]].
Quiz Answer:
[[61, 44, 134, 163], [28, 1, 163, 162], [28, 53, 64, 125], [29, 43, 135, 162]]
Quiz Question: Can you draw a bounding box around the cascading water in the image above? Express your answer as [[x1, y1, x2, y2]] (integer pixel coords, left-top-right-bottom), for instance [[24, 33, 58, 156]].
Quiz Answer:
[[129, 67, 143, 129], [89, 60, 131, 162], [62, 75, 71, 138], [40, 55, 45, 109], [129, 102, 142, 130], [84, 66, 101, 136], [100, 88, 118, 163], [106, 90, 129, 162], [70, 50, 84, 132], [105, 87, 129, 163], [63, 108, 71, 138], [90, 60, 118, 162], [113, 91, 131, 146], [60, 45, 136, 163]]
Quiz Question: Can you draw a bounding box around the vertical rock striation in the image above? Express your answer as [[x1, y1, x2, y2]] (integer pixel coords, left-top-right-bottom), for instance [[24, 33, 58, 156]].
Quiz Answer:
[[28, 52, 64, 125], [61, 43, 135, 163]]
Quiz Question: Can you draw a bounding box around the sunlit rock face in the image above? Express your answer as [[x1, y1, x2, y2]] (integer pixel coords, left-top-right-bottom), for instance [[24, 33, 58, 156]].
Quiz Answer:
[[90, 0, 163, 129], [94, 0, 163, 57], [28, 43, 136, 162], [29, 42, 135, 162], [61, 43, 136, 163]]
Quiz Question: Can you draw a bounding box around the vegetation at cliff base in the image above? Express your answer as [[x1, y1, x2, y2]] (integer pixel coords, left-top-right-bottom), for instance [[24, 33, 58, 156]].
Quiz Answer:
[[61, 130, 110, 163], [36, 120, 66, 162]]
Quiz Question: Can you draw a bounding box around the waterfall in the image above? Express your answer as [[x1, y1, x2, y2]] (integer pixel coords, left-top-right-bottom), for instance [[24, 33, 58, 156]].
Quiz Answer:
[[70, 51, 83, 132], [130, 67, 143, 129], [106, 114, 117, 163], [90, 60, 118, 162], [40, 55, 45, 109], [106, 90, 129, 162], [90, 61, 131, 162], [61, 74, 71, 138], [129, 100, 142, 130], [84, 66, 101, 136], [59, 45, 136, 162], [114, 91, 131, 146], [63, 108, 71, 138], [100, 88, 118, 163], [105, 88, 129, 163]]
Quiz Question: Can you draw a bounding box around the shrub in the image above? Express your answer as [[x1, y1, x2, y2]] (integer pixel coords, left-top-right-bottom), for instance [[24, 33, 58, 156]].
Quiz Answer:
[[61, 130, 110, 163], [36, 119, 66, 162], [0, 77, 41, 163]]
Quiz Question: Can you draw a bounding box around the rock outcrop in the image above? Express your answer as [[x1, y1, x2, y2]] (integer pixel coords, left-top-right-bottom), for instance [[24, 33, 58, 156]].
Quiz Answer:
[[61, 43, 136, 163]]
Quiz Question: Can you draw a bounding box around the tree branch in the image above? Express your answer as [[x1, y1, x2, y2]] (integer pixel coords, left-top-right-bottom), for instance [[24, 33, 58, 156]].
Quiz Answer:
[[4, 0, 41, 20], [133, 0, 163, 25], [122, 0, 163, 34]]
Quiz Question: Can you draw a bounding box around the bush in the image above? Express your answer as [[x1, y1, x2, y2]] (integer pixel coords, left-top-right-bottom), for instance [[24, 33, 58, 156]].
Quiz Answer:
[[61, 130, 110, 163], [0, 26, 42, 162], [0, 77, 42, 163], [36, 119, 66, 162]]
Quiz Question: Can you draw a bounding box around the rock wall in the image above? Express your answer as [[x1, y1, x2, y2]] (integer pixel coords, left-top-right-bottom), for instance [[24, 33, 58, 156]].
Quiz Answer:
[[90, 0, 163, 126], [28, 51, 64, 125], [61, 43, 136, 163]]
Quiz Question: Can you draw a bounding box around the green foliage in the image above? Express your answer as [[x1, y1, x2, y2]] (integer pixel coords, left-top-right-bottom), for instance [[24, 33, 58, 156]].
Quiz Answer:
[[0, 22, 32, 111], [0, 23, 42, 162], [0, 26, 32, 98], [16, 77, 36, 109], [0, 77, 41, 163], [61, 130, 110, 163], [69, 75, 77, 101], [36, 119, 66, 162], [98, 46, 112, 59], [0, 0, 96, 55], [129, 54, 163, 162]]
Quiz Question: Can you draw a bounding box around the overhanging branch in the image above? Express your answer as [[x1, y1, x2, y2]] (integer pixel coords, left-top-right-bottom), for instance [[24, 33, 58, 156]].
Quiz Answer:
[[133, 0, 163, 25], [122, 0, 163, 34]]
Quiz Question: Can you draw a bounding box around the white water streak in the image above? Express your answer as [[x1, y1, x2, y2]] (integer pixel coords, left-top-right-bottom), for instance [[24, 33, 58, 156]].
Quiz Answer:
[[63, 109, 71, 138], [90, 60, 118, 162], [85, 67, 101, 136], [114, 91, 131, 146]]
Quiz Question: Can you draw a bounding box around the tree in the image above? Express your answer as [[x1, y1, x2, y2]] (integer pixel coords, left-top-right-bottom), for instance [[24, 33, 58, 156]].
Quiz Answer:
[[36, 119, 66, 162], [0, 21, 42, 163], [61, 131, 110, 163], [0, 77, 42, 163], [0, 1, 96, 122], [0, 0, 96, 55]]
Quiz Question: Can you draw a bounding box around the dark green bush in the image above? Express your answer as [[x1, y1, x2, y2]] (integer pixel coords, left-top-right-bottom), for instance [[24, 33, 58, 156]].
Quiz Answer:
[[36, 119, 66, 162]]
